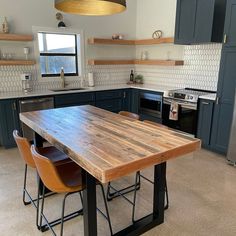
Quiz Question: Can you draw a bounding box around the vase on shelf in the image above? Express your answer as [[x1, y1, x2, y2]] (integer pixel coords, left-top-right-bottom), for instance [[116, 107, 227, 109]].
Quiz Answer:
[[2, 17, 9, 34]]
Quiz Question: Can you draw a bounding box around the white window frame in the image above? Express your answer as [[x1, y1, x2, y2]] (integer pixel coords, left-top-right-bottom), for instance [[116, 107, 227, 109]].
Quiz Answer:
[[32, 26, 85, 82]]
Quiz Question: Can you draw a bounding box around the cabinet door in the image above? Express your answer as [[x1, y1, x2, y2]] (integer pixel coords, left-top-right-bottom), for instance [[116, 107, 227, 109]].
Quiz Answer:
[[197, 99, 214, 148], [0, 100, 19, 148], [223, 0, 236, 47], [96, 99, 123, 113], [194, 0, 215, 43], [122, 89, 131, 112], [175, 0, 197, 44], [54, 92, 95, 108], [211, 49, 236, 154], [130, 89, 139, 114]]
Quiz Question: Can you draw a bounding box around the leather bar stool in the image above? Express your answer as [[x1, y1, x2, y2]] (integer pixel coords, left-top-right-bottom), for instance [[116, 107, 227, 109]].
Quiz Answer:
[[31, 145, 113, 236], [13, 130, 72, 207]]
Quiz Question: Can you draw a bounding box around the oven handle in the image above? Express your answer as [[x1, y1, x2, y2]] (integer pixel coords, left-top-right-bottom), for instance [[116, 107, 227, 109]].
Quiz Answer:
[[163, 98, 197, 110]]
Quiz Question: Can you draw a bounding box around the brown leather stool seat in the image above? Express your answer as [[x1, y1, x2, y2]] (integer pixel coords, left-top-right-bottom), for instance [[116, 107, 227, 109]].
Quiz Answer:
[[31, 145, 113, 236], [13, 130, 73, 230]]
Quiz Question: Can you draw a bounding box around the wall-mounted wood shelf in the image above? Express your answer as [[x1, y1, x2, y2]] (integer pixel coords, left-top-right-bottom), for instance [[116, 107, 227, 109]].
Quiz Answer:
[[0, 60, 36, 66], [0, 33, 33, 41], [88, 37, 174, 45], [88, 59, 134, 65], [134, 59, 184, 66], [88, 59, 184, 66]]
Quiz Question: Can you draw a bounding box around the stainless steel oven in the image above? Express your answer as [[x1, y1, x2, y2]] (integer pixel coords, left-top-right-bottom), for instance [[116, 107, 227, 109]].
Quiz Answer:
[[138, 92, 162, 119], [162, 97, 198, 135]]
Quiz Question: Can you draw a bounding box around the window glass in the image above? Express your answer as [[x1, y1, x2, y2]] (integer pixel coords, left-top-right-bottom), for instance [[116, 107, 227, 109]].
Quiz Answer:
[[37, 32, 79, 77]]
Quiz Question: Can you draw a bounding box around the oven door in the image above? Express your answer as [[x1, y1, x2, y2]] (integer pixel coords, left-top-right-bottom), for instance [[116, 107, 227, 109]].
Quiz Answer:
[[139, 92, 162, 118], [162, 98, 198, 135]]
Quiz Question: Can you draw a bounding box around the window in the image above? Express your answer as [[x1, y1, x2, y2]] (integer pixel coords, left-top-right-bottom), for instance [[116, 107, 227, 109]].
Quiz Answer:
[[38, 32, 79, 77]]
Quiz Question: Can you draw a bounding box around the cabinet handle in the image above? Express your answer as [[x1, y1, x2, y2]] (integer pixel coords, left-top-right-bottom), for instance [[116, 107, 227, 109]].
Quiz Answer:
[[202, 102, 209, 105], [216, 97, 220, 105], [12, 102, 16, 110], [123, 91, 126, 99], [223, 34, 227, 44]]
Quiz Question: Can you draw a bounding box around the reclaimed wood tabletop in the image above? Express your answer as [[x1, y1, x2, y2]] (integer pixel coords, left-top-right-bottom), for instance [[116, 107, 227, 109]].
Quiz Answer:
[[20, 105, 201, 183]]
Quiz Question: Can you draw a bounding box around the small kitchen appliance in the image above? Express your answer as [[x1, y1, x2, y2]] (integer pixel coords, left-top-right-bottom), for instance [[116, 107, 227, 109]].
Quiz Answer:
[[21, 73, 32, 93]]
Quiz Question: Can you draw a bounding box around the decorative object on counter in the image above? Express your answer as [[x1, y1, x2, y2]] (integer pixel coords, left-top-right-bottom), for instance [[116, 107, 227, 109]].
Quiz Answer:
[[21, 73, 33, 93], [130, 70, 134, 81], [54, 0, 126, 16], [141, 51, 148, 60], [134, 74, 143, 84], [23, 47, 30, 60], [60, 67, 66, 88], [2, 17, 9, 34], [152, 30, 163, 39], [127, 70, 135, 84], [56, 12, 66, 28], [88, 72, 95, 87]]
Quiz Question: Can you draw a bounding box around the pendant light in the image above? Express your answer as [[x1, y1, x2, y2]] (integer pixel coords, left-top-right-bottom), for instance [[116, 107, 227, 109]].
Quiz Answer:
[[55, 0, 126, 16]]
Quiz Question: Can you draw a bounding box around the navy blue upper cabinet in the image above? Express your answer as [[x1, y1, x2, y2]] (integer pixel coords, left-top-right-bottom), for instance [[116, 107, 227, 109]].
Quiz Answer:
[[0, 99, 19, 148], [211, 48, 236, 154], [223, 0, 236, 47], [175, 0, 227, 44]]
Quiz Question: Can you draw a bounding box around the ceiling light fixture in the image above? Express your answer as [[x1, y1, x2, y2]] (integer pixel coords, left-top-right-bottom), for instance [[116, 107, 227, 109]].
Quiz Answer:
[[55, 0, 126, 16]]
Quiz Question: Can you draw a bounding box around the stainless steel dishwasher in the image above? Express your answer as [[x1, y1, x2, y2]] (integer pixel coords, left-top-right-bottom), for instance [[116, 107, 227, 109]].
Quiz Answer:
[[19, 97, 54, 140]]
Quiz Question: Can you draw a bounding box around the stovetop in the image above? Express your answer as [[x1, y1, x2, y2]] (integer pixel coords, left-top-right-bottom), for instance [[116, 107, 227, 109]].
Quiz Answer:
[[164, 88, 215, 103]]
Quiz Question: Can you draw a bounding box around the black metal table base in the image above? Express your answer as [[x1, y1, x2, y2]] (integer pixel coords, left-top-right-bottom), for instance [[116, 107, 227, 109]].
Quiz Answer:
[[113, 213, 163, 236], [82, 162, 166, 236]]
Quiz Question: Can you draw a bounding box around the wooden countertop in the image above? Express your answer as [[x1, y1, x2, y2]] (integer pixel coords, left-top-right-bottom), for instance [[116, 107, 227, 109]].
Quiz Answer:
[[20, 105, 201, 183]]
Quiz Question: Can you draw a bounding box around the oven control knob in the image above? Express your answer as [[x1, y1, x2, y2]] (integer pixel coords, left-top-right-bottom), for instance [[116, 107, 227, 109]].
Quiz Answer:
[[190, 96, 194, 100]]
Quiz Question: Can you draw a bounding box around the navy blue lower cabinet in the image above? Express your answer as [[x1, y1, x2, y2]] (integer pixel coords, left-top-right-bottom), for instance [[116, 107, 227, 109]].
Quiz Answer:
[[197, 99, 214, 149], [122, 89, 131, 112], [95, 89, 130, 113], [0, 99, 20, 148], [130, 89, 139, 114], [54, 92, 95, 108]]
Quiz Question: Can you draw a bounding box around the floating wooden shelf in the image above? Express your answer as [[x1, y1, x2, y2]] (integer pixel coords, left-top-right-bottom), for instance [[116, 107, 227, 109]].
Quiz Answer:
[[0, 60, 36, 66], [134, 59, 184, 66], [88, 37, 174, 45], [0, 33, 33, 41], [88, 59, 134, 65], [88, 59, 184, 66]]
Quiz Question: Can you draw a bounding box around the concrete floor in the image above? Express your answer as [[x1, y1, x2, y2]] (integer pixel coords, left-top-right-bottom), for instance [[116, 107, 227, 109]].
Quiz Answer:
[[1, 147, 236, 236]]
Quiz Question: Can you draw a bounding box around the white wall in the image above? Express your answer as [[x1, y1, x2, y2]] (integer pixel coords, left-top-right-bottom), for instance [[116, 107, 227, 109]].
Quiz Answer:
[[0, 0, 137, 61], [136, 0, 177, 38]]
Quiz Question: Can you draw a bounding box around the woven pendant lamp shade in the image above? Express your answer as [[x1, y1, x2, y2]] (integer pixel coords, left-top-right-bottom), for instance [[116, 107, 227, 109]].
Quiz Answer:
[[55, 0, 126, 16]]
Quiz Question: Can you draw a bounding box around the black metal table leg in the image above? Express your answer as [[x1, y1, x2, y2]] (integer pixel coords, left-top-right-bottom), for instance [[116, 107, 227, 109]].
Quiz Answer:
[[113, 162, 166, 236], [82, 170, 97, 236], [153, 162, 166, 222]]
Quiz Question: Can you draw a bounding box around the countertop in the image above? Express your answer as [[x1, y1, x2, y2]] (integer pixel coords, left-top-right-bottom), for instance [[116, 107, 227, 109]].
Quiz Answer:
[[0, 83, 216, 101], [199, 93, 216, 101], [0, 84, 177, 100]]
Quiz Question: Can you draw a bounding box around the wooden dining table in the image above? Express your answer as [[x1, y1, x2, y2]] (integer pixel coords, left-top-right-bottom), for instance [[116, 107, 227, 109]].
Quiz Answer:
[[20, 105, 201, 236]]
